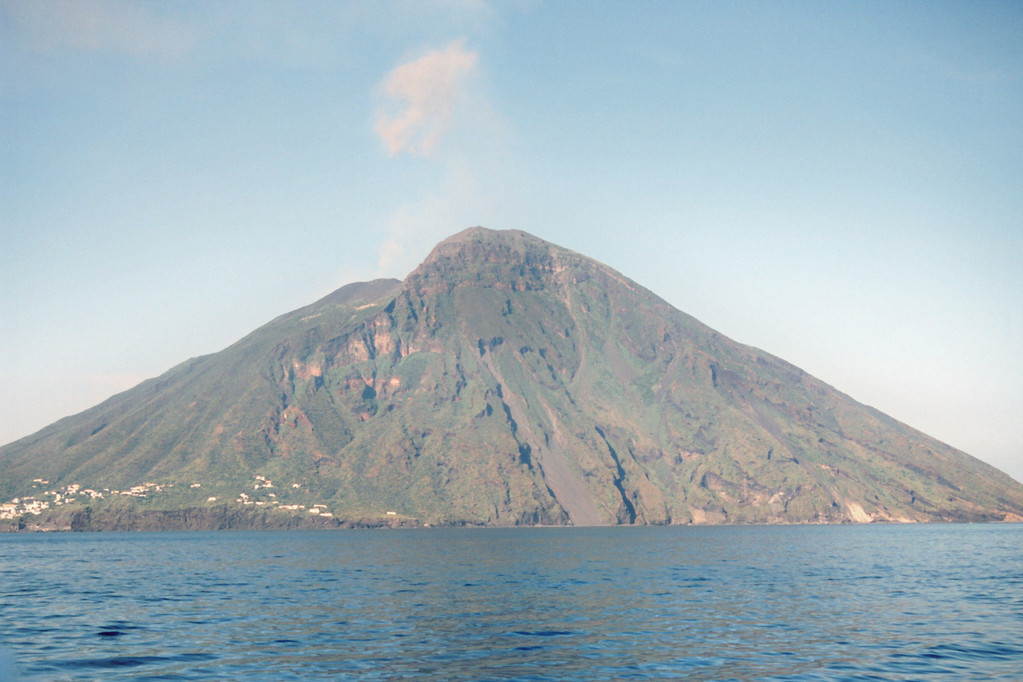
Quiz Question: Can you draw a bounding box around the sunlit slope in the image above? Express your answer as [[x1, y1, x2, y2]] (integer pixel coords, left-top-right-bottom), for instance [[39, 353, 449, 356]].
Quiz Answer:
[[3, 228, 1022, 526]]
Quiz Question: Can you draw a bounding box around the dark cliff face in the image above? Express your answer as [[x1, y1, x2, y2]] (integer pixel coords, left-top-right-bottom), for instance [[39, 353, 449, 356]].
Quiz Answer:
[[3, 227, 1023, 527]]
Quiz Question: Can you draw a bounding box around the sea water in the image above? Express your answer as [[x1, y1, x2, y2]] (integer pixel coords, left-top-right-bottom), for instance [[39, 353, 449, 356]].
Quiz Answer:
[[1, 524, 1021, 680]]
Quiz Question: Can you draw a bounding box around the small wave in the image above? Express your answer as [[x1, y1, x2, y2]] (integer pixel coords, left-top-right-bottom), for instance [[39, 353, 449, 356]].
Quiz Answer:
[[923, 641, 1023, 662], [48, 652, 217, 670]]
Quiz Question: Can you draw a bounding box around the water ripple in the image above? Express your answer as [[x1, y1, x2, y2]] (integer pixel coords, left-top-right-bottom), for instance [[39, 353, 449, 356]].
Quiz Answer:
[[0, 525, 1021, 680]]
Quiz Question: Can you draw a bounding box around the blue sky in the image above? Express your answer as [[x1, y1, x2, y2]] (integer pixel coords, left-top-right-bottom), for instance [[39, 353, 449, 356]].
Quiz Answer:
[[2, 1, 1021, 482]]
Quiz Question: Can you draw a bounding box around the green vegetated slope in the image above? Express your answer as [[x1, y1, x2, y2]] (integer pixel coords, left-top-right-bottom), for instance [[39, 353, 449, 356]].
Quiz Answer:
[[3, 227, 1023, 528]]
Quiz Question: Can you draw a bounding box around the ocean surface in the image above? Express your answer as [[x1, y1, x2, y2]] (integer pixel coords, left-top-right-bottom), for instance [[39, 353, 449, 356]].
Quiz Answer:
[[1, 524, 1021, 680]]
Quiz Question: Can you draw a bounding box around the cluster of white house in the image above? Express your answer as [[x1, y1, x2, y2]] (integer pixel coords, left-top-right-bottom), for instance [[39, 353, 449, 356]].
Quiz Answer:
[[235, 476, 333, 517], [2, 475, 337, 521], [1, 479, 107, 519]]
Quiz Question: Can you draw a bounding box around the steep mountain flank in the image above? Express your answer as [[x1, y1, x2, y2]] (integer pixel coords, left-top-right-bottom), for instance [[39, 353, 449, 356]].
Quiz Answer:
[[3, 227, 1023, 528]]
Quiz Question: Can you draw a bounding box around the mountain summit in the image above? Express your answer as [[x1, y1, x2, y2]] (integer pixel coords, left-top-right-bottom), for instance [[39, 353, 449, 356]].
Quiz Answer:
[[4, 227, 1023, 529]]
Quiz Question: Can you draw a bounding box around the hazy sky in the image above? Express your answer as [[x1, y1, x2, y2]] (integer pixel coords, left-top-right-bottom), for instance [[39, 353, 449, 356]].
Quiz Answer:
[[2, 1, 1021, 482]]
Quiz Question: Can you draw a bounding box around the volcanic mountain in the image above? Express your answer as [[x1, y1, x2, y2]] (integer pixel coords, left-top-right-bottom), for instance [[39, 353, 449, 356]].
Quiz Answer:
[[3, 227, 1023, 529]]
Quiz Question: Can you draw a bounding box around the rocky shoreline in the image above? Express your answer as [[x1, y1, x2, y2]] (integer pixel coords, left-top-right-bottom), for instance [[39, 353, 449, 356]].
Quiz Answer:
[[0, 505, 431, 532]]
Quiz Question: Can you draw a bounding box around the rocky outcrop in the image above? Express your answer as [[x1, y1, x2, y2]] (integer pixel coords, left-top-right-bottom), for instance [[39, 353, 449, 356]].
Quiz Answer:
[[3, 506, 429, 532]]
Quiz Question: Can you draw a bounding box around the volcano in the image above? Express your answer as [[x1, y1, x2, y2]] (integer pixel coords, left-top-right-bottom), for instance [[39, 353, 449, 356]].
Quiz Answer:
[[3, 227, 1022, 529]]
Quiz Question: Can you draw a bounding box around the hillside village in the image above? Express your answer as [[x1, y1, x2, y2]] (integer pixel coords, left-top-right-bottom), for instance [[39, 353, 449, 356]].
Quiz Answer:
[[0, 475, 342, 522]]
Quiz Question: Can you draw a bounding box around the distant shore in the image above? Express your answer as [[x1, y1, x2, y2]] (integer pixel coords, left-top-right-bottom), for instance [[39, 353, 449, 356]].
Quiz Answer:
[[0, 505, 433, 533], [5, 504, 1019, 532]]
